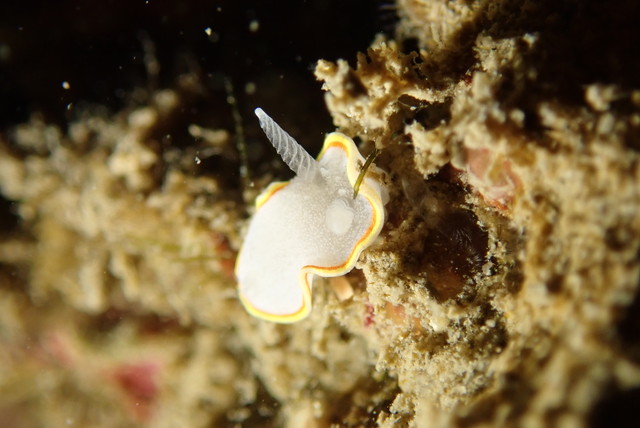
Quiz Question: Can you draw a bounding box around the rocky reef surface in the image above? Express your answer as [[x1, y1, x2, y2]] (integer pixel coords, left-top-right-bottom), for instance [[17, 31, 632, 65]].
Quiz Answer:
[[1, 1, 639, 427]]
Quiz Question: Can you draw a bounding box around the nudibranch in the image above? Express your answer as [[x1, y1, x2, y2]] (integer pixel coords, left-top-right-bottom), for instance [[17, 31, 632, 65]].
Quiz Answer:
[[235, 108, 386, 323]]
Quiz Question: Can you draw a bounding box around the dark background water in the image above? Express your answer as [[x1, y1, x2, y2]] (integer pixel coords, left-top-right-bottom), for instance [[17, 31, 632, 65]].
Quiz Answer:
[[0, 0, 393, 129]]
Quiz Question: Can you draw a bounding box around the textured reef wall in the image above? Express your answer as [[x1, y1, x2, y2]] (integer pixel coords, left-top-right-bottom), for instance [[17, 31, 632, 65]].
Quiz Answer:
[[1, 0, 639, 427]]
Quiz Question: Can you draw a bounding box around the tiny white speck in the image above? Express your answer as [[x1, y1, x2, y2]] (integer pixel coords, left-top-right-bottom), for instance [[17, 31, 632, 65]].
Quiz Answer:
[[62, 81, 70, 90], [248, 20, 259, 32], [66, 103, 73, 111], [194, 155, 201, 165], [216, 7, 222, 12], [204, 28, 219, 42], [245, 81, 256, 95]]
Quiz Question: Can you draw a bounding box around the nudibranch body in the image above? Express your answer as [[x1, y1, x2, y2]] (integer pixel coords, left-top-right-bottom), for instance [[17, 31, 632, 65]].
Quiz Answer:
[[235, 108, 385, 323]]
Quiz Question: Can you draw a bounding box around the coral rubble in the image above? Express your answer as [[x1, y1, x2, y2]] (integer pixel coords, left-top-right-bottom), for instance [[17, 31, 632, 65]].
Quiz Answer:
[[1, 0, 640, 427]]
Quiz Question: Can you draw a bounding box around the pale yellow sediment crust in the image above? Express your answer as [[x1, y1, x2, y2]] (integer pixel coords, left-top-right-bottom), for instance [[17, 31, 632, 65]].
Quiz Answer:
[[0, 0, 639, 426]]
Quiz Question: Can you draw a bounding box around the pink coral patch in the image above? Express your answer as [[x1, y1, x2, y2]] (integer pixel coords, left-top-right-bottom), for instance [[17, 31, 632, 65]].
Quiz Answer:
[[112, 361, 160, 423]]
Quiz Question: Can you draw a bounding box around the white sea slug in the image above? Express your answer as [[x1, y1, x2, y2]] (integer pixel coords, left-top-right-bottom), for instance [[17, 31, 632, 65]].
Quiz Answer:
[[235, 108, 385, 323]]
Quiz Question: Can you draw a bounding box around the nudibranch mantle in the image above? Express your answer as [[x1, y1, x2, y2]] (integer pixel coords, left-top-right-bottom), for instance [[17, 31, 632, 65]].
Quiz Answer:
[[235, 108, 385, 323]]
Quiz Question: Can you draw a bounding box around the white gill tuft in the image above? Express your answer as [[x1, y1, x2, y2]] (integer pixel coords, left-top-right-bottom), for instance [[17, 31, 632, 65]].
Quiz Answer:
[[254, 108, 319, 180]]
